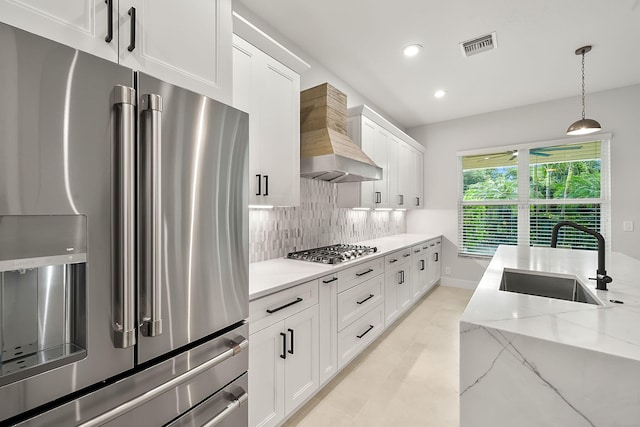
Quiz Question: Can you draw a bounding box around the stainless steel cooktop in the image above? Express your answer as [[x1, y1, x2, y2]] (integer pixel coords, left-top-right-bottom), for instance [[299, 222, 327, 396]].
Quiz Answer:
[[286, 244, 377, 264]]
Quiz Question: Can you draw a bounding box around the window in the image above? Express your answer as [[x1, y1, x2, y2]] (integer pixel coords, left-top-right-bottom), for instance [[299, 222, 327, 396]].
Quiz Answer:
[[458, 137, 609, 257]]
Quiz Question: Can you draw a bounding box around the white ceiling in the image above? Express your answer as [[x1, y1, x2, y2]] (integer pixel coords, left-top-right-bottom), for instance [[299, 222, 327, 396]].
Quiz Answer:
[[237, 0, 640, 129]]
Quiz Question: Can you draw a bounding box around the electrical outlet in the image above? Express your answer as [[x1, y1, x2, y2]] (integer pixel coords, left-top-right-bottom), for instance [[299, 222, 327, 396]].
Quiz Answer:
[[445, 266, 451, 275], [623, 221, 634, 232]]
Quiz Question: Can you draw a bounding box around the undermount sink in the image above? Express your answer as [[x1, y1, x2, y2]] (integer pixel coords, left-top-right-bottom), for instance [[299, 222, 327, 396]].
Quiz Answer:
[[499, 269, 602, 305]]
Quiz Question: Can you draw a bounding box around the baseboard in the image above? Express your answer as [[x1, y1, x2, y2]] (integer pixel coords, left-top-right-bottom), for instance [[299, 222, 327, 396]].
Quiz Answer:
[[439, 278, 478, 290]]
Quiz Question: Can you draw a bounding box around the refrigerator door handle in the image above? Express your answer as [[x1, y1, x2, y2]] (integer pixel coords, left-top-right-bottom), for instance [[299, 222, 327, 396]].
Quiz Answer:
[[77, 337, 249, 427], [112, 85, 137, 349], [140, 93, 164, 337]]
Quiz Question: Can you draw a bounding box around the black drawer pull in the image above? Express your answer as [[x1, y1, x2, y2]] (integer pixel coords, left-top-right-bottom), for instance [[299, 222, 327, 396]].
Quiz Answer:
[[422, 246, 428, 250], [280, 332, 286, 359], [435, 252, 439, 262], [105, 0, 113, 43], [263, 175, 269, 196], [357, 325, 374, 339], [256, 174, 261, 196], [420, 260, 425, 271], [414, 249, 420, 253], [127, 7, 136, 52], [403, 253, 411, 258], [287, 328, 294, 355], [355, 268, 373, 277], [356, 294, 374, 305], [389, 259, 398, 264], [266, 297, 303, 314], [322, 277, 338, 284]]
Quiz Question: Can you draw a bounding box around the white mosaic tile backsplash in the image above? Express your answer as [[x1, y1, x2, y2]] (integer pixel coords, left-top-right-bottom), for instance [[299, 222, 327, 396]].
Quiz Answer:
[[249, 178, 406, 263]]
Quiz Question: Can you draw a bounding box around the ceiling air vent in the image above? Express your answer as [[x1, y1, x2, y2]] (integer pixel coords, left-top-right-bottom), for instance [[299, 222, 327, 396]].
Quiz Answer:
[[460, 32, 497, 57]]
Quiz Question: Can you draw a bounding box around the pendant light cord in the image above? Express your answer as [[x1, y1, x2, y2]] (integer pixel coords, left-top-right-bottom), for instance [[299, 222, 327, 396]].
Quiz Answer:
[[581, 51, 586, 120]]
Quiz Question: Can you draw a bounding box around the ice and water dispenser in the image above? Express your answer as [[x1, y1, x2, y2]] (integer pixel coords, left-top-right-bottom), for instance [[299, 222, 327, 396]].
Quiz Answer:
[[0, 215, 87, 385]]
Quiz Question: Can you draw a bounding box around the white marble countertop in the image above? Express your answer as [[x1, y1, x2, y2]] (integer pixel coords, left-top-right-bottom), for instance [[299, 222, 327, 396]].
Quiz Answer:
[[461, 245, 640, 362], [249, 233, 440, 300]]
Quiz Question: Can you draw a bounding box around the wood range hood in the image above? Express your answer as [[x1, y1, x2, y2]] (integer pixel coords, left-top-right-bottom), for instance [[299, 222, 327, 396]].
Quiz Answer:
[[300, 83, 382, 183]]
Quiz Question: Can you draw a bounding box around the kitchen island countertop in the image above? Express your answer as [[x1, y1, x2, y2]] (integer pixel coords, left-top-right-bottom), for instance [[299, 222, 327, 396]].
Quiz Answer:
[[460, 245, 640, 426], [249, 233, 440, 300]]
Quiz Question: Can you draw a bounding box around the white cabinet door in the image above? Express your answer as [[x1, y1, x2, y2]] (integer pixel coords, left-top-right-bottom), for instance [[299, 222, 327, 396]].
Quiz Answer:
[[411, 246, 428, 300], [258, 56, 300, 207], [359, 118, 377, 208], [283, 305, 319, 414], [384, 262, 411, 327], [119, 0, 232, 104], [428, 240, 442, 287], [373, 125, 389, 207], [397, 139, 412, 209], [249, 322, 285, 427], [233, 34, 300, 207], [413, 148, 424, 208], [387, 135, 400, 208], [318, 274, 338, 385], [0, 0, 117, 61]]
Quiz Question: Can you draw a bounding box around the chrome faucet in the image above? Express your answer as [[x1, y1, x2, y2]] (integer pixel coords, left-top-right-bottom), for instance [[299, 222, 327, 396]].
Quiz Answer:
[[551, 221, 612, 291]]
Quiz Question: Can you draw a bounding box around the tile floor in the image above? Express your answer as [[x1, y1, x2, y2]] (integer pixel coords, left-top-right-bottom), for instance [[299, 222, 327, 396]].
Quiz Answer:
[[282, 285, 474, 427]]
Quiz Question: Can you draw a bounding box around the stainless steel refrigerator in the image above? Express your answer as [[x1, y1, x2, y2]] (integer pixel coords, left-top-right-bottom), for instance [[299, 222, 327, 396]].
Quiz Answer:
[[0, 22, 249, 426]]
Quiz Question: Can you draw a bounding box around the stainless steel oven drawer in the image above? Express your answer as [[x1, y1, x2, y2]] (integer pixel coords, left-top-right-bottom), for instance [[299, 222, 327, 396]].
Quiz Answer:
[[167, 372, 248, 427]]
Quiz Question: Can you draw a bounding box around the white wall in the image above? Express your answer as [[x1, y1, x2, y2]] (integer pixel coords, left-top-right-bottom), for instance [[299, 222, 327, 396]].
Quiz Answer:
[[406, 84, 640, 288], [232, 2, 406, 131]]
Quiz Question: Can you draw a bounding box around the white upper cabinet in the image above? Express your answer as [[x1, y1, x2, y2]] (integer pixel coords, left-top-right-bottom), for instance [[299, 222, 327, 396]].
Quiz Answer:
[[119, 0, 232, 104], [0, 0, 117, 61], [339, 106, 425, 209], [232, 15, 309, 207], [0, 0, 233, 104]]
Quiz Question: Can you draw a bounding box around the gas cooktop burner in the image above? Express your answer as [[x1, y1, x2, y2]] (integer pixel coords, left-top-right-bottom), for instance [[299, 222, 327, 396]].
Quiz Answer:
[[286, 244, 377, 264]]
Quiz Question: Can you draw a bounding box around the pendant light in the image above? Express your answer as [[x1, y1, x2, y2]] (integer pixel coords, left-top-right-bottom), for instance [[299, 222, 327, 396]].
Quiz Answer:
[[567, 45, 601, 136]]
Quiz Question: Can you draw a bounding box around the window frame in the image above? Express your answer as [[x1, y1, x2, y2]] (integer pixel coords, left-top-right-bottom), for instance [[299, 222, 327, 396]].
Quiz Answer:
[[457, 134, 611, 258]]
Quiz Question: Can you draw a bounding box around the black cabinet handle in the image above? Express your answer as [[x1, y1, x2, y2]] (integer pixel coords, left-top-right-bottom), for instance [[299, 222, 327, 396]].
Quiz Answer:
[[403, 253, 411, 258], [322, 277, 338, 284], [357, 325, 374, 339], [266, 297, 303, 314], [399, 194, 404, 205], [263, 175, 269, 196], [255, 174, 261, 196], [375, 192, 381, 204], [355, 268, 373, 277], [356, 294, 375, 305], [105, 0, 113, 43], [416, 197, 420, 207], [280, 332, 286, 359], [398, 271, 402, 284], [420, 260, 425, 271], [389, 259, 398, 264], [435, 252, 439, 262], [287, 328, 294, 355], [414, 249, 420, 253], [127, 7, 136, 52]]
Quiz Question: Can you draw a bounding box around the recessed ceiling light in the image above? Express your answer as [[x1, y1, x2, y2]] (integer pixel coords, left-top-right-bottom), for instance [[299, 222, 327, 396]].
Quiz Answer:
[[434, 89, 446, 98], [403, 44, 422, 57]]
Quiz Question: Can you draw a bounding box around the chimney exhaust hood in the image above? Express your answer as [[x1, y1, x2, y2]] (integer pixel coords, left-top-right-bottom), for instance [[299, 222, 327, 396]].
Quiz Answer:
[[300, 83, 382, 183]]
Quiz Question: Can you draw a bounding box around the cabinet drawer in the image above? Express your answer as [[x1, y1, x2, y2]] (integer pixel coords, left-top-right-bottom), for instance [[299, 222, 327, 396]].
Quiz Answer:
[[249, 279, 318, 334], [337, 257, 384, 293], [385, 248, 412, 267], [337, 302, 384, 369], [337, 275, 383, 332]]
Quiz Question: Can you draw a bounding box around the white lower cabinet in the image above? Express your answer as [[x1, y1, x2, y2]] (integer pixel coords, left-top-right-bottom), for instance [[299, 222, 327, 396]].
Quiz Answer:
[[249, 236, 442, 425], [249, 281, 319, 427], [384, 249, 413, 327]]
